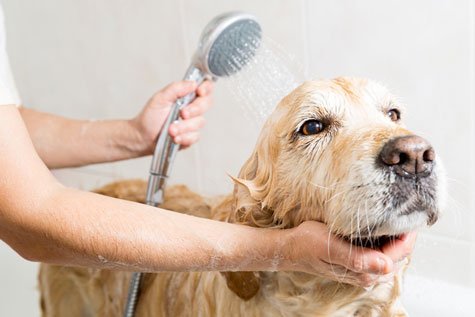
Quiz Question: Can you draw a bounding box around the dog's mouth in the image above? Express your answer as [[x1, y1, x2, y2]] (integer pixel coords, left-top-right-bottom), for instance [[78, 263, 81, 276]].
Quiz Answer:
[[347, 233, 408, 250]]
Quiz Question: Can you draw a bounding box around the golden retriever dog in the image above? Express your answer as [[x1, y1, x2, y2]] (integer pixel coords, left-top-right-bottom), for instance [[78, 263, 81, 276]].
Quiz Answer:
[[39, 77, 445, 317]]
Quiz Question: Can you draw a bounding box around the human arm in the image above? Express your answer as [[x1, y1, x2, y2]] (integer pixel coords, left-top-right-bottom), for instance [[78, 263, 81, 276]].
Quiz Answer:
[[18, 80, 213, 169], [1, 106, 412, 285], [1, 105, 283, 272]]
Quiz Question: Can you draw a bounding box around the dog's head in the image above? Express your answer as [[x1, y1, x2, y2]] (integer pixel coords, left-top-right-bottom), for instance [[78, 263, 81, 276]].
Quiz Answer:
[[232, 77, 445, 244], [225, 78, 445, 300]]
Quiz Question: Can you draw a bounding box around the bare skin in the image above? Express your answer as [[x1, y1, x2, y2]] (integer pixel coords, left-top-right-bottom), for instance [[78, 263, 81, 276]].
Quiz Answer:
[[19, 80, 212, 168], [0, 81, 415, 287]]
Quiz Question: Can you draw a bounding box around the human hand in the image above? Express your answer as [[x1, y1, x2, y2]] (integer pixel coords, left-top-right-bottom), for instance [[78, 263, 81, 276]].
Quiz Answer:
[[131, 80, 214, 153], [381, 231, 417, 262], [280, 221, 416, 287]]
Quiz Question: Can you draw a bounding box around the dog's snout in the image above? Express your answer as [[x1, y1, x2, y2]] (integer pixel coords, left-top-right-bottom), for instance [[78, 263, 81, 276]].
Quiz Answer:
[[380, 135, 435, 177]]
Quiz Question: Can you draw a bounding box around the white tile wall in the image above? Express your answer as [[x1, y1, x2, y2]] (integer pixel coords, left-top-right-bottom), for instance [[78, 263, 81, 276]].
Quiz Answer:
[[1, 0, 474, 316]]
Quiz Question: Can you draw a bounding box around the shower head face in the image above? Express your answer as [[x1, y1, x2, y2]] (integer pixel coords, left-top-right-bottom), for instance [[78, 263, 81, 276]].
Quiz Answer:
[[196, 12, 262, 78]]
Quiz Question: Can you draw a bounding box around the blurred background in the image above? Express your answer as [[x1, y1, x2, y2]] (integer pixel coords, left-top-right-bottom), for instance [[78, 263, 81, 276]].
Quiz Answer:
[[1, 0, 474, 315]]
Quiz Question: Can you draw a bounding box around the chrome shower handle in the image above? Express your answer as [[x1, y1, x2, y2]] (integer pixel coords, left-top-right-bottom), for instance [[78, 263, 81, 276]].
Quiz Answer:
[[145, 66, 206, 206], [125, 67, 207, 317]]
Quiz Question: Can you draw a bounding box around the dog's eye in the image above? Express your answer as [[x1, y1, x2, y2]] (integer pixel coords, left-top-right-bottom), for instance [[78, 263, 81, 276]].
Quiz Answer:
[[300, 120, 324, 135], [387, 109, 400, 122]]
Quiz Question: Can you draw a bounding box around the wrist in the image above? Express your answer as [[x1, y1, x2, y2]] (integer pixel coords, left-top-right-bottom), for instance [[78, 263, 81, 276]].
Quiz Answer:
[[125, 118, 155, 156], [232, 226, 294, 272], [269, 228, 297, 271]]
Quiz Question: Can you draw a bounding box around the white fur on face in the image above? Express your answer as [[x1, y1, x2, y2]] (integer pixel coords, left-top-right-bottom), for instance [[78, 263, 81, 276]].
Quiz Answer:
[[271, 78, 444, 240]]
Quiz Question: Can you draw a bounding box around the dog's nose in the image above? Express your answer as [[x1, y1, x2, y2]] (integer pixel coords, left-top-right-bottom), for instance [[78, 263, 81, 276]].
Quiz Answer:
[[380, 135, 435, 177]]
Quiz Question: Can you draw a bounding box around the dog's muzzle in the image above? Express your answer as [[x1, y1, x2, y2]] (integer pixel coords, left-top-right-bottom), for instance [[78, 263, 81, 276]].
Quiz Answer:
[[379, 135, 435, 178], [376, 134, 440, 228]]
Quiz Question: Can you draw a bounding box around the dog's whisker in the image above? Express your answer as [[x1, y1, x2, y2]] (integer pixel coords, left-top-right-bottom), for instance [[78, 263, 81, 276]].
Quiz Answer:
[[326, 188, 352, 203], [444, 176, 469, 188], [363, 201, 373, 249], [345, 208, 355, 281], [356, 204, 363, 249], [307, 180, 345, 191], [329, 206, 353, 285], [368, 219, 379, 244], [326, 210, 350, 285]]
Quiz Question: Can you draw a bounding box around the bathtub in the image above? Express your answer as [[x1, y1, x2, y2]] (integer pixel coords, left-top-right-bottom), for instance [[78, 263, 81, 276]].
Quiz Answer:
[[402, 274, 475, 316]]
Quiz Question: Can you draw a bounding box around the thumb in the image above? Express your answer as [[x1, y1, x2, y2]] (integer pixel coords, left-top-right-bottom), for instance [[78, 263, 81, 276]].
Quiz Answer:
[[381, 232, 417, 262], [159, 81, 197, 102]]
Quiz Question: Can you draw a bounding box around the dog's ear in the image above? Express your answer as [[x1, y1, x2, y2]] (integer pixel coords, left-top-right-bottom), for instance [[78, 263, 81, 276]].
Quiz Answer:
[[221, 272, 260, 301], [230, 174, 276, 227], [231, 126, 280, 227]]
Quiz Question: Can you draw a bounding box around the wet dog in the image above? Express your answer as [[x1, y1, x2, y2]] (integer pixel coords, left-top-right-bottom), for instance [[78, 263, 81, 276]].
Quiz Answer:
[[39, 78, 444, 316]]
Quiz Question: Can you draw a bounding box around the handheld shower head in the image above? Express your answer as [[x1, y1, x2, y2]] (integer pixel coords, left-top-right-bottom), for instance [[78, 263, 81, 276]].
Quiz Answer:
[[123, 13, 262, 317], [192, 12, 262, 77]]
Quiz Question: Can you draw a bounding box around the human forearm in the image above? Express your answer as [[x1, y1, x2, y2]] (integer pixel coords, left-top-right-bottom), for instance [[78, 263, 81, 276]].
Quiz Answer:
[[1, 180, 276, 273], [0, 107, 276, 271], [19, 107, 148, 168], [19, 81, 213, 169], [2, 179, 282, 272]]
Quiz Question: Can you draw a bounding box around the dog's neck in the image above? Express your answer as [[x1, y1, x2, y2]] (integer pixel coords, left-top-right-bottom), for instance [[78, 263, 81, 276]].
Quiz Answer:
[[213, 192, 402, 316], [214, 194, 348, 297]]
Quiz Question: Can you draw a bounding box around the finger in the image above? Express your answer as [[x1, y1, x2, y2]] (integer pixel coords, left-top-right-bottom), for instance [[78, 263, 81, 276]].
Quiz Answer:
[[337, 274, 378, 288], [197, 80, 214, 97], [318, 260, 357, 283], [155, 81, 197, 103], [393, 257, 410, 272], [321, 235, 393, 275], [352, 273, 380, 288], [181, 96, 213, 119], [377, 271, 396, 284], [320, 261, 379, 288], [169, 117, 205, 137], [172, 131, 200, 147], [179, 144, 190, 151], [381, 232, 417, 262]]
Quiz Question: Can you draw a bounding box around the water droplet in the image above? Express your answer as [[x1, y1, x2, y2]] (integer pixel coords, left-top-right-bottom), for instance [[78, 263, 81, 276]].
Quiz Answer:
[[223, 36, 303, 126]]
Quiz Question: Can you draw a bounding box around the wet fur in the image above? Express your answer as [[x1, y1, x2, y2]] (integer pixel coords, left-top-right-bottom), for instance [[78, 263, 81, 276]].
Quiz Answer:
[[39, 78, 444, 316]]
